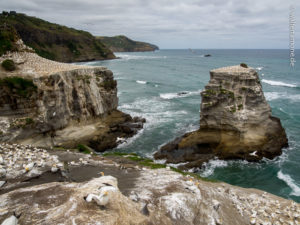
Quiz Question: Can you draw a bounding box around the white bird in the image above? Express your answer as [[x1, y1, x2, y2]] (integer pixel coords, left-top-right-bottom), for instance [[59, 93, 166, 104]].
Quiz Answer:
[[51, 165, 58, 173], [1, 215, 18, 225], [24, 162, 34, 172], [249, 151, 258, 157], [85, 191, 109, 207], [85, 186, 117, 207], [0, 155, 3, 164]]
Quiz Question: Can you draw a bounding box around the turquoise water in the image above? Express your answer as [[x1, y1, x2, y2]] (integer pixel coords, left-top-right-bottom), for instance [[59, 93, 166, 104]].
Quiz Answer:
[[82, 49, 300, 202]]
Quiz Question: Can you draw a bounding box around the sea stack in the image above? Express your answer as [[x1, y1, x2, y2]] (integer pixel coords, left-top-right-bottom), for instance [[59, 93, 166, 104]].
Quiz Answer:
[[154, 65, 288, 169]]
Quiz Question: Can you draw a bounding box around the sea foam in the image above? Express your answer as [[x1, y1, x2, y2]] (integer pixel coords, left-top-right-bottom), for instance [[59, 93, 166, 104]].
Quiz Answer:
[[136, 80, 147, 84], [262, 79, 297, 88], [160, 90, 200, 100], [277, 170, 300, 196]]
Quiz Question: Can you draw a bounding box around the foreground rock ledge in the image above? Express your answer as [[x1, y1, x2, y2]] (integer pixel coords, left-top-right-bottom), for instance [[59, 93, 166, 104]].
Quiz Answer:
[[0, 144, 299, 225], [154, 65, 288, 169]]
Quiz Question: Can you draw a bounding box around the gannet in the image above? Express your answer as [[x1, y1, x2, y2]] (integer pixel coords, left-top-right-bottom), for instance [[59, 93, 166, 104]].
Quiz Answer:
[[249, 151, 258, 157], [0, 155, 3, 164], [85, 186, 117, 207], [24, 162, 34, 172], [1, 215, 18, 225], [85, 191, 109, 207], [51, 165, 58, 173]]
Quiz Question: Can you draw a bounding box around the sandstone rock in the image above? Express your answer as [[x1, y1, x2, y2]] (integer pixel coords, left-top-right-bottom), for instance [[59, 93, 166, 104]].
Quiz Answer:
[[0, 41, 144, 151], [154, 65, 288, 168]]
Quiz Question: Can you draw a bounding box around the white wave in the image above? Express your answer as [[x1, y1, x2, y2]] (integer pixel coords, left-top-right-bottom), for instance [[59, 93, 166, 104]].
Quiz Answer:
[[256, 67, 264, 71], [277, 170, 300, 196], [119, 97, 188, 129], [136, 80, 147, 84], [160, 90, 200, 100], [199, 158, 228, 177], [115, 54, 164, 60], [116, 128, 145, 149], [265, 92, 300, 101], [262, 79, 297, 88]]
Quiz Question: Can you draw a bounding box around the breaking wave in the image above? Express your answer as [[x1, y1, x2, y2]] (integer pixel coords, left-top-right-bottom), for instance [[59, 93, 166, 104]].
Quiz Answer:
[[277, 170, 300, 196], [160, 90, 200, 100], [262, 79, 297, 88]]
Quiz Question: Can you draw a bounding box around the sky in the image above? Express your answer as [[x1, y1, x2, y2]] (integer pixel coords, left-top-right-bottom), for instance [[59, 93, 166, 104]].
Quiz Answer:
[[0, 0, 299, 49]]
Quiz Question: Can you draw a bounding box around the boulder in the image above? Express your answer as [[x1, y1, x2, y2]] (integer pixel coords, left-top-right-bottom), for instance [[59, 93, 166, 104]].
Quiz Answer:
[[154, 65, 288, 168]]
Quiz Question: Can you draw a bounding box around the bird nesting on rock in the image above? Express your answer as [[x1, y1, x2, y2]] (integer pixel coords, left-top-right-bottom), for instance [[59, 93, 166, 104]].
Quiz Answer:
[[84, 186, 117, 208]]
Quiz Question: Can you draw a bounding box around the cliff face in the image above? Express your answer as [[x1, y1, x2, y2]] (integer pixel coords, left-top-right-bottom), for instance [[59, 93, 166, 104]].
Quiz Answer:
[[0, 46, 143, 150], [97, 35, 159, 52], [0, 12, 116, 62], [154, 65, 288, 169]]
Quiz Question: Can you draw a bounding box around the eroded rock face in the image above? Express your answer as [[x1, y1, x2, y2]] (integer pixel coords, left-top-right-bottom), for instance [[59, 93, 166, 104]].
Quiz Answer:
[[0, 48, 144, 151], [154, 65, 288, 168]]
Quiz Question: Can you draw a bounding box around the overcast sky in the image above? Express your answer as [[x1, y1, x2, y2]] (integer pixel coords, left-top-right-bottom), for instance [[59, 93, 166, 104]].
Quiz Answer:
[[1, 0, 299, 49]]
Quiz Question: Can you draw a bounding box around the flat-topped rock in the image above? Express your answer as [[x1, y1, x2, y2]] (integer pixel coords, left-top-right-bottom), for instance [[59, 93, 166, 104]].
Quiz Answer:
[[0, 38, 145, 151], [154, 65, 288, 169]]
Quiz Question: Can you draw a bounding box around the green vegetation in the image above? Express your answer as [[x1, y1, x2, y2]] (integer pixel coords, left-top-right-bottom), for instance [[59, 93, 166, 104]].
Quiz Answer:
[[230, 106, 236, 113], [203, 89, 216, 97], [237, 96, 243, 100], [240, 63, 248, 68], [97, 35, 159, 52], [100, 79, 117, 90], [25, 117, 34, 124], [77, 144, 91, 154], [0, 24, 18, 56], [1, 59, 16, 71], [241, 87, 247, 91], [220, 88, 235, 99], [238, 104, 243, 110], [0, 76, 37, 97], [102, 152, 217, 182], [0, 12, 115, 62]]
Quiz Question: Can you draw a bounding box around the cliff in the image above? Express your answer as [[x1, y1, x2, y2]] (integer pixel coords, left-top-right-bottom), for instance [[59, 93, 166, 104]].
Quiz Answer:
[[0, 11, 116, 62], [154, 65, 288, 169], [0, 144, 299, 225], [97, 35, 159, 52], [0, 39, 144, 151]]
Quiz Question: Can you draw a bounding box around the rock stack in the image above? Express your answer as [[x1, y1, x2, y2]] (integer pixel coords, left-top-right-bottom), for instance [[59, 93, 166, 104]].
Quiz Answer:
[[154, 65, 288, 169]]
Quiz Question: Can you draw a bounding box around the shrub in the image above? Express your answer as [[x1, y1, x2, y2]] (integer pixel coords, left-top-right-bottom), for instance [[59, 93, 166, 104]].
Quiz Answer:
[[77, 144, 91, 154], [1, 59, 16, 71], [240, 63, 248, 68]]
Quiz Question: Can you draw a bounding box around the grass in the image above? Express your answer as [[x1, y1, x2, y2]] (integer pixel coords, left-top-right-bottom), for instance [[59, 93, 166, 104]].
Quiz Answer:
[[103, 151, 218, 182], [238, 104, 243, 110], [100, 80, 117, 90], [0, 76, 37, 97], [240, 63, 248, 68], [1, 59, 16, 71], [77, 144, 91, 154]]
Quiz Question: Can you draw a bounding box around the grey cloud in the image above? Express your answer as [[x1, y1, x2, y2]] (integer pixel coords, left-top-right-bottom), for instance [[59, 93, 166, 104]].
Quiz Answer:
[[0, 0, 299, 48]]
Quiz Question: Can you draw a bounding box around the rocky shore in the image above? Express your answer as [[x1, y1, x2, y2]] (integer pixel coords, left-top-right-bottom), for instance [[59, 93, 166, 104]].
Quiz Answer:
[[0, 143, 299, 225], [154, 65, 288, 169]]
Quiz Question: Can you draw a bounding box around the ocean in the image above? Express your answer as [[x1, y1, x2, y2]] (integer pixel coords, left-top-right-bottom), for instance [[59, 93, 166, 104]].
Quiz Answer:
[[81, 49, 300, 202]]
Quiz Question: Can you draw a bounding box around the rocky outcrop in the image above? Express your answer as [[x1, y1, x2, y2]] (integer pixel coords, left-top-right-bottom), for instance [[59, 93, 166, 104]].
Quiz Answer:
[[154, 65, 288, 169], [0, 143, 299, 225], [97, 35, 159, 52], [0, 45, 144, 151], [0, 11, 116, 62]]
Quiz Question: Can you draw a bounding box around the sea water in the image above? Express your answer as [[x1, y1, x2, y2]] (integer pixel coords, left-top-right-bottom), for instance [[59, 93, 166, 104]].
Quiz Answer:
[[81, 49, 300, 202]]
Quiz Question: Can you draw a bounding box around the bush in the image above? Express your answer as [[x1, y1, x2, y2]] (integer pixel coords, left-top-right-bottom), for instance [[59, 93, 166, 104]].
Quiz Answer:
[[1, 59, 16, 71], [240, 63, 248, 68]]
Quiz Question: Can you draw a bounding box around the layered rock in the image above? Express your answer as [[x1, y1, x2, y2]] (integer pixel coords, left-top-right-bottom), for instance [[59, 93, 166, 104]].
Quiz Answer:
[[0, 44, 144, 151], [154, 65, 288, 168]]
